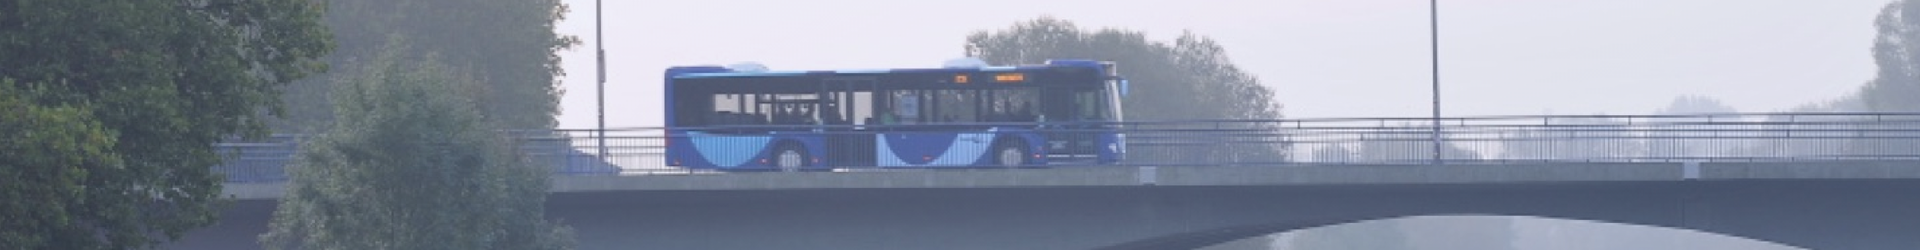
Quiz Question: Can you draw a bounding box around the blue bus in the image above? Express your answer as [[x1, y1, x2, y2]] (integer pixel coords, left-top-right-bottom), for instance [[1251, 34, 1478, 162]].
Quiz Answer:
[[664, 59, 1127, 171]]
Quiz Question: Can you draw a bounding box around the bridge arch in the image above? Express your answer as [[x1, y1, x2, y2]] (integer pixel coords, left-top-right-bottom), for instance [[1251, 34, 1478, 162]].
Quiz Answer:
[[172, 163, 1920, 250]]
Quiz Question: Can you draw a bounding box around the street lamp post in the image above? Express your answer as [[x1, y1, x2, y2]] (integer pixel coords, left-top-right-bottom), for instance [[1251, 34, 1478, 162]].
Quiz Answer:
[[1430, 0, 1443, 165], [596, 0, 608, 159]]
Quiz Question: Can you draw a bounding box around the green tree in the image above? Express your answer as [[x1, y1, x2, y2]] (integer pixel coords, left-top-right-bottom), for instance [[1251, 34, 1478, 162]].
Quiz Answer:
[[0, 0, 331, 248], [270, 0, 579, 132], [968, 18, 1281, 122], [967, 18, 1289, 164], [0, 81, 120, 249], [260, 44, 574, 250], [1865, 0, 1920, 112], [1856, 0, 1920, 158]]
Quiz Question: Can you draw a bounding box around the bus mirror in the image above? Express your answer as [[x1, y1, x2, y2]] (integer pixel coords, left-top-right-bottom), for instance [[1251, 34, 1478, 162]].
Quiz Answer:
[[1119, 79, 1130, 97]]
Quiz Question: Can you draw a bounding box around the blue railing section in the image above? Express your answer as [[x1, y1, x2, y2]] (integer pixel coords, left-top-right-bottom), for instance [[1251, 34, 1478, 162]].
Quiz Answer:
[[214, 132, 629, 183], [214, 113, 1920, 182], [216, 140, 299, 183]]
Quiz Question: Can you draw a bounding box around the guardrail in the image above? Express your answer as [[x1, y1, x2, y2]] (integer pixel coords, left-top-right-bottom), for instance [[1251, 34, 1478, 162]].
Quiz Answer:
[[213, 112, 1920, 182]]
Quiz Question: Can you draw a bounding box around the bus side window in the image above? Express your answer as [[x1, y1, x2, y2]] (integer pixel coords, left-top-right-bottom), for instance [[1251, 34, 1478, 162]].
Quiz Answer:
[[822, 103, 846, 125], [1015, 102, 1037, 122], [894, 93, 919, 124]]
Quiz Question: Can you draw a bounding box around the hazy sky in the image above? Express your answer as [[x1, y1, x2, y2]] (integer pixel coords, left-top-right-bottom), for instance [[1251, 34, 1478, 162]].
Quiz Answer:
[[552, 0, 1893, 129]]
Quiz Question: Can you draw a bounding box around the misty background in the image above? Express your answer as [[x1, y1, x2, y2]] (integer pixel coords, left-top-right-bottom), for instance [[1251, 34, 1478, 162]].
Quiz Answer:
[[545, 1, 1897, 249], [553, 0, 1885, 129]]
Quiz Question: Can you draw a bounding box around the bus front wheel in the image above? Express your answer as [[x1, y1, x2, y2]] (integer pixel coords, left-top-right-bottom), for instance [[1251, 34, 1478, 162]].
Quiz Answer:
[[773, 144, 807, 172], [993, 141, 1027, 168]]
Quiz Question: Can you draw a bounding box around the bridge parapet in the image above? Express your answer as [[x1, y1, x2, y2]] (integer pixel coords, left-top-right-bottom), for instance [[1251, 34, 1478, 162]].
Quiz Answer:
[[1703, 160, 1920, 179], [212, 113, 1920, 184]]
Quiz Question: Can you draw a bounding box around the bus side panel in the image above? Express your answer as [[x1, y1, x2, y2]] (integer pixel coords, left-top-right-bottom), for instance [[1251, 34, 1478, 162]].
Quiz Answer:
[[671, 131, 776, 170], [876, 132, 995, 168], [728, 133, 826, 170], [826, 132, 877, 167], [665, 132, 695, 167], [669, 131, 830, 170]]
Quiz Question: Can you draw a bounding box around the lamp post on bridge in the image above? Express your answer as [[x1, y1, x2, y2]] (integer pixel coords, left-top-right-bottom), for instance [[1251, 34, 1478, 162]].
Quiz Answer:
[[596, 0, 608, 160], [1430, 0, 1443, 165]]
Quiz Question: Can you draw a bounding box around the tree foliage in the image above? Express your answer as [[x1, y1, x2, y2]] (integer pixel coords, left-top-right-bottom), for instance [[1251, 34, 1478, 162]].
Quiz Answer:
[[269, 0, 579, 132], [0, 82, 120, 249], [261, 45, 574, 250], [1865, 0, 1920, 112], [1840, 1, 1920, 158], [0, 0, 331, 248], [967, 18, 1289, 163], [968, 17, 1281, 122]]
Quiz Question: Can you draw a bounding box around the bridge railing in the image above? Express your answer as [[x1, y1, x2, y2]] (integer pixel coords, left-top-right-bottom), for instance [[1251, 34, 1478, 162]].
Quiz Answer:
[[1274, 113, 1920, 164], [212, 113, 1920, 182]]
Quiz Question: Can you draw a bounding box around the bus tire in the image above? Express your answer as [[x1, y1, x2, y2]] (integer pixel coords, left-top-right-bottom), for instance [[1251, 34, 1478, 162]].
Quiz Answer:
[[772, 143, 807, 172], [992, 139, 1028, 168]]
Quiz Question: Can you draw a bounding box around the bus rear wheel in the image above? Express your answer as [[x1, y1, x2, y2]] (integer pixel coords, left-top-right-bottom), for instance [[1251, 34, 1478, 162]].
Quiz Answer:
[[993, 141, 1027, 168], [773, 145, 806, 172]]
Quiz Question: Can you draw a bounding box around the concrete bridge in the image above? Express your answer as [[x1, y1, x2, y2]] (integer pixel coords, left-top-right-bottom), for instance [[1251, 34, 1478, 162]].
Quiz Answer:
[[169, 161, 1920, 250]]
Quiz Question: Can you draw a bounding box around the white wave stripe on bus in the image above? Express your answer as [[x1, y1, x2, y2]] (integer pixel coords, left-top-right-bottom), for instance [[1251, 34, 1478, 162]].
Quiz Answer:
[[687, 132, 773, 168], [875, 133, 997, 167]]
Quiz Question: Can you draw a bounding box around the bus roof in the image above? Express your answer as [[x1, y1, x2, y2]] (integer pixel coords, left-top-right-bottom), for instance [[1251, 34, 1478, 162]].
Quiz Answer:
[[665, 59, 1106, 80]]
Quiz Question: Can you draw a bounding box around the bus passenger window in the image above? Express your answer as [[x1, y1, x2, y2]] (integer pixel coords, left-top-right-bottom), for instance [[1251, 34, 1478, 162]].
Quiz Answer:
[[821, 102, 846, 125], [894, 92, 919, 124]]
